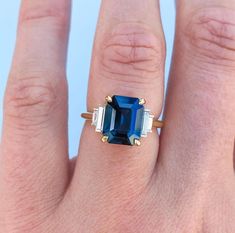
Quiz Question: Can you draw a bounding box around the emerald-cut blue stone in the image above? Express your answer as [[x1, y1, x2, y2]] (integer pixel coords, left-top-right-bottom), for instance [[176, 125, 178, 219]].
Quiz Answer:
[[102, 95, 144, 146]]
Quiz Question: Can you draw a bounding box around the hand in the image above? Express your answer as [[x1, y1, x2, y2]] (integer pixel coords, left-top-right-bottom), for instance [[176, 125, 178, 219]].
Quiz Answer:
[[1, 0, 235, 232]]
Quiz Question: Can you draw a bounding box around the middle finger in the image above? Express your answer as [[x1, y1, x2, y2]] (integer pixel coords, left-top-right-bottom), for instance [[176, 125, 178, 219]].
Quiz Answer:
[[71, 0, 166, 206]]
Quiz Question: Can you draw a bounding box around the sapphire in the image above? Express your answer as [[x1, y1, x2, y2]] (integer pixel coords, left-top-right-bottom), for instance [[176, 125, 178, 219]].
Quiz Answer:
[[102, 95, 144, 146]]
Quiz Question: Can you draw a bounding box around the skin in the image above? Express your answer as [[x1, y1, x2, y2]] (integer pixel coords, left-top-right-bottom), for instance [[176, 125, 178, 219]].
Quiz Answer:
[[0, 0, 235, 232]]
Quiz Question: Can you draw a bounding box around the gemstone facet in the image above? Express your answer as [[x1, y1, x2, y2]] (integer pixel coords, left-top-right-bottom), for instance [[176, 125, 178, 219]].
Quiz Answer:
[[141, 110, 154, 137], [92, 107, 105, 132], [102, 95, 144, 146]]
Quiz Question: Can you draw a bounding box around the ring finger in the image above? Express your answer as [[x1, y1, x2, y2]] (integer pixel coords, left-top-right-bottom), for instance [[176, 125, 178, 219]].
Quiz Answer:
[[158, 0, 235, 228], [70, 0, 166, 206]]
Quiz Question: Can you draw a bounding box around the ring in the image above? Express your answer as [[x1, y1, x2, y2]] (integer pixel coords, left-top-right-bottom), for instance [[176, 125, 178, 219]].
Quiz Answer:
[[81, 95, 164, 146]]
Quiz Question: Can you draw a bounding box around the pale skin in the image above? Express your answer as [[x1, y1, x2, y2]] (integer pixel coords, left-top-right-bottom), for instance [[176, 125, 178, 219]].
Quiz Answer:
[[0, 0, 235, 232]]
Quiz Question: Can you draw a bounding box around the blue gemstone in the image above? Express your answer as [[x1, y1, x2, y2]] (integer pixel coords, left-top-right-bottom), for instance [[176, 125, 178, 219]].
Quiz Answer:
[[103, 95, 144, 146]]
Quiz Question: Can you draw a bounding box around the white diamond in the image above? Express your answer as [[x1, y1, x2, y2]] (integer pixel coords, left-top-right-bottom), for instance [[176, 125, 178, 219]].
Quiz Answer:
[[141, 110, 154, 137], [92, 109, 99, 126], [92, 107, 105, 132]]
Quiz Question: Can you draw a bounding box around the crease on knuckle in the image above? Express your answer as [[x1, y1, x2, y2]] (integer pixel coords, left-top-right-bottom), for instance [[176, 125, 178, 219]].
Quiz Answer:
[[184, 7, 235, 66], [4, 76, 60, 128], [19, 2, 69, 30], [98, 23, 165, 88]]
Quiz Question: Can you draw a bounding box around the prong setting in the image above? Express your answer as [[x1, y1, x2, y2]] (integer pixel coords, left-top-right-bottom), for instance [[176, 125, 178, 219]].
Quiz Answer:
[[139, 98, 146, 105], [101, 136, 109, 143], [105, 96, 112, 103], [134, 139, 141, 146]]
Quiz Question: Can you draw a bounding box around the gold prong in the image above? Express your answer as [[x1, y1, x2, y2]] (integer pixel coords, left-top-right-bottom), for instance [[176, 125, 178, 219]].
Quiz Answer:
[[101, 136, 109, 143], [139, 98, 146, 105], [134, 139, 141, 146], [105, 96, 112, 103]]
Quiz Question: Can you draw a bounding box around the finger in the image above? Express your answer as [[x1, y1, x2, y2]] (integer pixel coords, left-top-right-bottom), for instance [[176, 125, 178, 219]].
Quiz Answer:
[[70, 0, 165, 202], [0, 0, 71, 227], [234, 140, 235, 171], [158, 0, 235, 209]]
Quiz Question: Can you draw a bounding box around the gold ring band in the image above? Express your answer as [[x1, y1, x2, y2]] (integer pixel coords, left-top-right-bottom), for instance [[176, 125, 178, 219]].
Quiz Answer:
[[81, 113, 164, 128]]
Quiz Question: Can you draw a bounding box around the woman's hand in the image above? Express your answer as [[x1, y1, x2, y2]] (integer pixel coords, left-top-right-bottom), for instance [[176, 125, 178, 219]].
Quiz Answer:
[[0, 0, 235, 232]]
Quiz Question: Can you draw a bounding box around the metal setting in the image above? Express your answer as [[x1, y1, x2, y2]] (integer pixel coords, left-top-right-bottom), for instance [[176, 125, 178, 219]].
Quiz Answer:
[[105, 96, 112, 103], [139, 98, 146, 105], [101, 136, 109, 142], [134, 139, 141, 146]]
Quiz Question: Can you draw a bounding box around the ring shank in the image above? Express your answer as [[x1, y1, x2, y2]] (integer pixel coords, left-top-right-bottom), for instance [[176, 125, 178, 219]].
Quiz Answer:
[[81, 113, 93, 120], [81, 113, 164, 129]]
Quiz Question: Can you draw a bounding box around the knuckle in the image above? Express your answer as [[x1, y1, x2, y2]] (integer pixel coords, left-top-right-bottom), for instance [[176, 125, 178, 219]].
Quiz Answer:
[[19, 2, 69, 31], [98, 23, 165, 88], [184, 7, 235, 65], [4, 75, 64, 127]]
